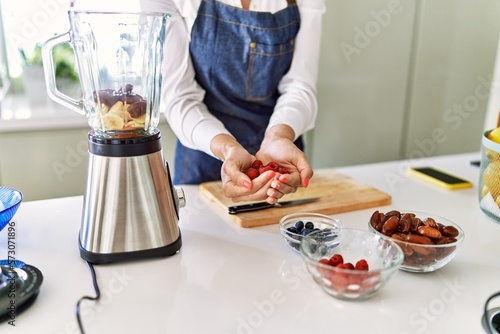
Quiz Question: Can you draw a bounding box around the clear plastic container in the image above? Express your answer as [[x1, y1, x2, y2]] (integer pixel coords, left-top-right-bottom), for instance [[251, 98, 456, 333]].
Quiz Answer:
[[479, 130, 500, 223]]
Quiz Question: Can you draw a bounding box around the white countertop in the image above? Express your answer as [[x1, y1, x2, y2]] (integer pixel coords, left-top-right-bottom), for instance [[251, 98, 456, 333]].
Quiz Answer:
[[1, 152, 499, 334], [0, 93, 88, 133]]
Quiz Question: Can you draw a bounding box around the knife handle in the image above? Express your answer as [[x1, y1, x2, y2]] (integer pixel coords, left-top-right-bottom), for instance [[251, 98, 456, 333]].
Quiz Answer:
[[228, 202, 275, 214]]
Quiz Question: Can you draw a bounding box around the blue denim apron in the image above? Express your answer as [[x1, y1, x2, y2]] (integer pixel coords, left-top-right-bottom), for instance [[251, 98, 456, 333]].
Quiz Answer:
[[173, 0, 301, 184]]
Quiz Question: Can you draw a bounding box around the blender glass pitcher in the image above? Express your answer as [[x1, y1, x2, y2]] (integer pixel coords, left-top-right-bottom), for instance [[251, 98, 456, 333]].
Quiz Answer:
[[43, 11, 169, 138]]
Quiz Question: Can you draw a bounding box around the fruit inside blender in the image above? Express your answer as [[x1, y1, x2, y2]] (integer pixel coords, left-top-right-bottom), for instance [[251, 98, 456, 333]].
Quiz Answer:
[[92, 84, 149, 133]]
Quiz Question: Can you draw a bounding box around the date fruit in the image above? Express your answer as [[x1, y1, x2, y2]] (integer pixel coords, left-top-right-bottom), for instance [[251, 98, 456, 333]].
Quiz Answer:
[[370, 210, 460, 268], [93, 84, 148, 131]]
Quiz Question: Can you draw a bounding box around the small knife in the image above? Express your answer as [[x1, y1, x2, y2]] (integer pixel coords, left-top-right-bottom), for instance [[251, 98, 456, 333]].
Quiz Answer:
[[228, 197, 319, 215]]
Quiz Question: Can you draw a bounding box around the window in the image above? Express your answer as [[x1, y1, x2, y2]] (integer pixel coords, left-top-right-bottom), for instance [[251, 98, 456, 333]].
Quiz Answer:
[[0, 0, 139, 122]]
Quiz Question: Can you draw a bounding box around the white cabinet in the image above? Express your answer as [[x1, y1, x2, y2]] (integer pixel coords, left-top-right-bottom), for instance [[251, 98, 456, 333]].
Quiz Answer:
[[0, 127, 89, 201], [309, 0, 500, 168]]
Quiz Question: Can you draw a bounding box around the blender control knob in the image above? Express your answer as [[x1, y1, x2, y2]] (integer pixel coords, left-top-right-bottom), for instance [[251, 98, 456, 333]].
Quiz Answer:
[[175, 187, 186, 208]]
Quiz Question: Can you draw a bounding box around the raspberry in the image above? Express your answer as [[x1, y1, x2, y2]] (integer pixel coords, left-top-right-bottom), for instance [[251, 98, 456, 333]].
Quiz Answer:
[[328, 272, 349, 293], [328, 254, 344, 267], [337, 262, 355, 270], [317, 258, 332, 277], [355, 259, 369, 271], [252, 160, 264, 169], [318, 258, 330, 266], [266, 161, 279, 171], [245, 160, 288, 178], [278, 167, 289, 174], [348, 273, 363, 287], [317, 254, 372, 295], [245, 167, 259, 180], [258, 165, 272, 174]]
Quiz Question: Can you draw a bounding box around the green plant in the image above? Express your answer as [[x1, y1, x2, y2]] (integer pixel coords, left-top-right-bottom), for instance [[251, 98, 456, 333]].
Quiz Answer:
[[21, 43, 79, 84]]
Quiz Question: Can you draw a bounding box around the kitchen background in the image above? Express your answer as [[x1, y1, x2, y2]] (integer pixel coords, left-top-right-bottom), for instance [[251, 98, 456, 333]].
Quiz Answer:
[[0, 0, 499, 201]]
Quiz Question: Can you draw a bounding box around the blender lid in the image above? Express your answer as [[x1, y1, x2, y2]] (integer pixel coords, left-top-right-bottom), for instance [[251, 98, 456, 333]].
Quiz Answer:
[[0, 260, 43, 321]]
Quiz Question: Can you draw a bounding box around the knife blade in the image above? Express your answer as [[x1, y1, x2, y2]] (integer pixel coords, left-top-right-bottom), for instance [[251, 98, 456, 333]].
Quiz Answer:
[[228, 197, 319, 215]]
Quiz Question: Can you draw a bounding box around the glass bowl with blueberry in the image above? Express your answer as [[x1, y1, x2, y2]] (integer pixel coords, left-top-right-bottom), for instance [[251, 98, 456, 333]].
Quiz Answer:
[[300, 228, 404, 301], [279, 212, 343, 253]]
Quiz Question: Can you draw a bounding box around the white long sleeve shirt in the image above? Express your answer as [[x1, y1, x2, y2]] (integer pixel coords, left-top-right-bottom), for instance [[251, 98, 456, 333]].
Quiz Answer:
[[140, 0, 326, 157]]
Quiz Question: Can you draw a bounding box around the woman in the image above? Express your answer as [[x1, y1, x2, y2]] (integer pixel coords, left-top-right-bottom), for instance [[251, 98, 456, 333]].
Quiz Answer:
[[140, 0, 326, 204]]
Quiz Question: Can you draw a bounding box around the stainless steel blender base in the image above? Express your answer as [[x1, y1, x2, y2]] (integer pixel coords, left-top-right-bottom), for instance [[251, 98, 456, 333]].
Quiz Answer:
[[79, 130, 184, 264], [79, 231, 182, 264]]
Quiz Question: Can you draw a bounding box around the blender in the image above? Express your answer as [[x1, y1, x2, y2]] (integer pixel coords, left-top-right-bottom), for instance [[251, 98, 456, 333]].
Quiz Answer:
[[42, 11, 185, 264]]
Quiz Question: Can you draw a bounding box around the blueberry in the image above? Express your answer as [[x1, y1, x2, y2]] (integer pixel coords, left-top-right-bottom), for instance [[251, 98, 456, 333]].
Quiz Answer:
[[287, 226, 298, 234], [305, 221, 314, 230], [294, 220, 304, 231], [301, 228, 313, 236]]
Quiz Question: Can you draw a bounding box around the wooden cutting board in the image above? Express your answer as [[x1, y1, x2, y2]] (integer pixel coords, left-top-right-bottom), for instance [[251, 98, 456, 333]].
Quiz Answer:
[[199, 169, 391, 228]]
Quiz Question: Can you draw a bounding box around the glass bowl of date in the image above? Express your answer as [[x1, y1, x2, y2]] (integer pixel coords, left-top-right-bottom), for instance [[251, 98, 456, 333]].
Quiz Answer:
[[279, 212, 343, 253], [299, 228, 404, 301], [368, 210, 465, 273]]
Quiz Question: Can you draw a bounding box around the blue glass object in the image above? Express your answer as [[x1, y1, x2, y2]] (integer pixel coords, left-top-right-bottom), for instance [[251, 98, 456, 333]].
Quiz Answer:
[[0, 186, 23, 231]]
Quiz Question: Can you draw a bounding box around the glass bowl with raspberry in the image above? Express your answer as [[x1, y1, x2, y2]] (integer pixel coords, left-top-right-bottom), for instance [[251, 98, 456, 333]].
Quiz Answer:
[[279, 212, 343, 253], [300, 228, 404, 301]]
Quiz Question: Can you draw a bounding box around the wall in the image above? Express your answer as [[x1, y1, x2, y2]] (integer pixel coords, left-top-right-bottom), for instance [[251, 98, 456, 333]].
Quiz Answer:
[[484, 31, 500, 130], [308, 0, 500, 168], [403, 0, 500, 158]]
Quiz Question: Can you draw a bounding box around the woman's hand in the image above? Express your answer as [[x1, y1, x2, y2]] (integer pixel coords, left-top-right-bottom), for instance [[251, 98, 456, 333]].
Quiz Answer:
[[210, 134, 277, 202], [256, 124, 314, 201], [210, 125, 313, 204]]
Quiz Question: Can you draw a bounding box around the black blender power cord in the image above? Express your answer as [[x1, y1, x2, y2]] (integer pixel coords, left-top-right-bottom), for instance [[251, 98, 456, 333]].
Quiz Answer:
[[76, 261, 101, 334]]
